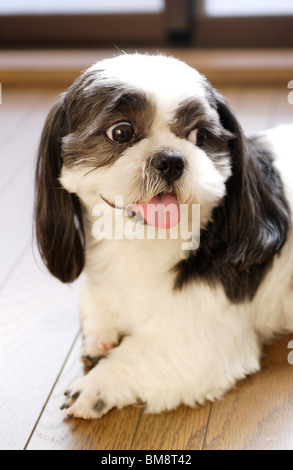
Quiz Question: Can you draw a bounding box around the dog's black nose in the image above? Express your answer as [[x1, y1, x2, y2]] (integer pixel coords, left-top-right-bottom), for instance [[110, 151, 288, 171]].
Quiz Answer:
[[151, 151, 185, 185]]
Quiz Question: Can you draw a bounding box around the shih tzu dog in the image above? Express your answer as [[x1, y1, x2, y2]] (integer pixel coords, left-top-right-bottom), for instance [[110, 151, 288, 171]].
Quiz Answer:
[[35, 53, 293, 419]]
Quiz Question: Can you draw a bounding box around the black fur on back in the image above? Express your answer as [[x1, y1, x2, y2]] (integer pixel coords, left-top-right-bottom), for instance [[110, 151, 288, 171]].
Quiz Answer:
[[173, 92, 291, 303]]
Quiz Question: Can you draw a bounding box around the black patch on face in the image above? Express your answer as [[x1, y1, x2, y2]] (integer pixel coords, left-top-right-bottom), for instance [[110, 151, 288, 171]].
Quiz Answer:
[[61, 70, 156, 168], [173, 132, 291, 303], [170, 98, 234, 166]]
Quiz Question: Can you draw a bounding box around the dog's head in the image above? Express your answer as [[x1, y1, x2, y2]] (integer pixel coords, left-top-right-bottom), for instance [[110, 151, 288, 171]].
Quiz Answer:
[[35, 53, 289, 284]]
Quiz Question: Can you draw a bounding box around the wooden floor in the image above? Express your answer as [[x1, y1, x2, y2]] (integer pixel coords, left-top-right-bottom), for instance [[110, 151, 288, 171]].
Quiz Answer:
[[0, 83, 293, 451]]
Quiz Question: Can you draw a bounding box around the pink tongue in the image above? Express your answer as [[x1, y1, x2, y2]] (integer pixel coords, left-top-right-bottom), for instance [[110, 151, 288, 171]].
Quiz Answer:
[[134, 193, 180, 228]]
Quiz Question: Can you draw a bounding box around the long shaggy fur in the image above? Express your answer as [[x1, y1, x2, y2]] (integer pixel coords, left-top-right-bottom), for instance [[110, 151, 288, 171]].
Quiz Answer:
[[35, 53, 293, 419]]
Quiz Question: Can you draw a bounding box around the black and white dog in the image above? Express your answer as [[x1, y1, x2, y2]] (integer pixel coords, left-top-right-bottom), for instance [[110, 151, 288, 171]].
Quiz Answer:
[[35, 53, 293, 419]]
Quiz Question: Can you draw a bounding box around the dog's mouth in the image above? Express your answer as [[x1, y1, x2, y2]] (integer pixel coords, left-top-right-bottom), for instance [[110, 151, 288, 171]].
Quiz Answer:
[[100, 192, 180, 229]]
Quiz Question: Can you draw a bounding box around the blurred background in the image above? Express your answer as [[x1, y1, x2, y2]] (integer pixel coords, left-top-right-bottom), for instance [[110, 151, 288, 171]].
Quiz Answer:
[[1, 0, 293, 49], [1, 0, 293, 88], [1, 0, 293, 451]]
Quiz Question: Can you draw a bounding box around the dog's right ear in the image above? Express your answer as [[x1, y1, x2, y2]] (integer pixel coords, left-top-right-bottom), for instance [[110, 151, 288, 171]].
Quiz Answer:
[[34, 94, 85, 283]]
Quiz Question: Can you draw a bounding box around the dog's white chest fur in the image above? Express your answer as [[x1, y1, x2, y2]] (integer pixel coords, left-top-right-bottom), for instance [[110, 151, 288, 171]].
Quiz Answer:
[[83, 237, 184, 333], [75, 224, 293, 415]]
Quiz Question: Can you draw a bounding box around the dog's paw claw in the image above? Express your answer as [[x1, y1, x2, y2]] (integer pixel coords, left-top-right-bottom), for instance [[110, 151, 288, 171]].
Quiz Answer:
[[61, 377, 110, 419]]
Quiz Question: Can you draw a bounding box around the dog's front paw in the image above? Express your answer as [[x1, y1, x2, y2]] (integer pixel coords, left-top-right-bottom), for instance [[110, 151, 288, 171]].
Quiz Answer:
[[81, 330, 118, 367], [61, 374, 111, 419]]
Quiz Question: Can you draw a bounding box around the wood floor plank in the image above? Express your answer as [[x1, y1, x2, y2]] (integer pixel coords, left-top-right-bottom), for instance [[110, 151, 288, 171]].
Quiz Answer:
[[0, 87, 62, 193], [131, 404, 211, 450], [27, 335, 143, 450], [0, 158, 35, 285], [203, 335, 293, 450], [0, 88, 62, 285], [0, 245, 80, 450], [0, 87, 45, 143]]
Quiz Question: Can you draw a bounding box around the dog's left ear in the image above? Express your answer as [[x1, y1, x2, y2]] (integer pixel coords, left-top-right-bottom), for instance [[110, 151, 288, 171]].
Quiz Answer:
[[215, 91, 290, 269], [34, 94, 85, 283]]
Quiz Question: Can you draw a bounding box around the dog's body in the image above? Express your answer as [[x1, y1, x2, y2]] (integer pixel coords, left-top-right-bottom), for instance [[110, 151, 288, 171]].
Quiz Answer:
[[35, 54, 293, 419]]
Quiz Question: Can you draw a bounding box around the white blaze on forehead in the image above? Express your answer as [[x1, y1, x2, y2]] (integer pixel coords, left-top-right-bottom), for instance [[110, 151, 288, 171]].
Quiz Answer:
[[89, 53, 206, 111]]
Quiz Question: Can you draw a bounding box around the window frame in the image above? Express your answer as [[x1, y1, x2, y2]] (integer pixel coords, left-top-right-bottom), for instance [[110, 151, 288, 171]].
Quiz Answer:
[[0, 1, 292, 49], [0, 13, 166, 48], [193, 15, 293, 48]]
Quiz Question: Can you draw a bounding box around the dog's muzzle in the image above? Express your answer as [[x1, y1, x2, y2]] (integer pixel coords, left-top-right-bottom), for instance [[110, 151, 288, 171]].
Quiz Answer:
[[151, 151, 185, 186]]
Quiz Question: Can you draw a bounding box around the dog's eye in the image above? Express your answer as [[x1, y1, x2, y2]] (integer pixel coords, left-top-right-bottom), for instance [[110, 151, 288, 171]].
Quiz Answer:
[[106, 122, 135, 144], [187, 128, 206, 148]]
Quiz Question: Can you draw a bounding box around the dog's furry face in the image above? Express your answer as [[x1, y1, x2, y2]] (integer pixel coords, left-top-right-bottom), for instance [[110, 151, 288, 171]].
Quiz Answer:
[[60, 55, 232, 216], [35, 53, 290, 300]]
